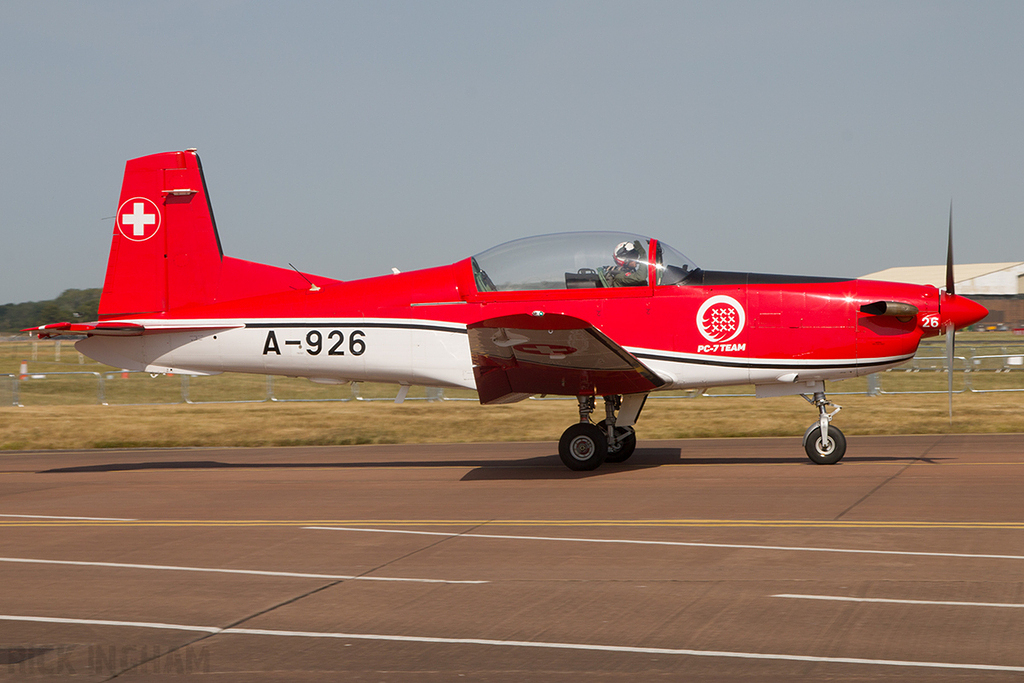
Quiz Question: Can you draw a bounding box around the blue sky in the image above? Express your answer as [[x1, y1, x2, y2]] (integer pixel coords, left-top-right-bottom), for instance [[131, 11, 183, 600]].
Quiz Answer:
[[2, 1, 1021, 303]]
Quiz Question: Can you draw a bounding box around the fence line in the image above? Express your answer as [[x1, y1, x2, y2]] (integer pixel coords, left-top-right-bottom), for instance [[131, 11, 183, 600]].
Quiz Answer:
[[3, 346, 1023, 407]]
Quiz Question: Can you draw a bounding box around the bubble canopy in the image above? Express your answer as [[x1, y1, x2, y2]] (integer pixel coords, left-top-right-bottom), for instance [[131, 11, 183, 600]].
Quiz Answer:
[[470, 232, 699, 292]]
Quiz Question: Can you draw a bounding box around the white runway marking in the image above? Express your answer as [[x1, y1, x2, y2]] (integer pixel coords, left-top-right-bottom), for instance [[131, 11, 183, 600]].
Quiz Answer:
[[1, 614, 1022, 673], [775, 594, 1024, 609], [0, 557, 487, 584], [0, 614, 220, 633], [0, 513, 136, 521], [304, 526, 1024, 561]]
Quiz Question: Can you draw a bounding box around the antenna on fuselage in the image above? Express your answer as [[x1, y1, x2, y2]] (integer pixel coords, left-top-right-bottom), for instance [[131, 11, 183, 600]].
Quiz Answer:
[[289, 263, 321, 292]]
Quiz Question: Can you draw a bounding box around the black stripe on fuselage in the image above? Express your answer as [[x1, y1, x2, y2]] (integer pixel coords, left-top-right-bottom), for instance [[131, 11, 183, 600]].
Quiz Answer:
[[244, 321, 468, 334], [633, 351, 911, 372]]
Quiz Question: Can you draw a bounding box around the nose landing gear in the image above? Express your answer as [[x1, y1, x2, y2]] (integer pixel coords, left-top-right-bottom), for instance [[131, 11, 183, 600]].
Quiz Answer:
[[802, 391, 845, 464]]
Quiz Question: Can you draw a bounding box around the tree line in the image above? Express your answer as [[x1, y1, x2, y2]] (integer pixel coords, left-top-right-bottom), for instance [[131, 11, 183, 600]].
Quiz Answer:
[[0, 289, 101, 333]]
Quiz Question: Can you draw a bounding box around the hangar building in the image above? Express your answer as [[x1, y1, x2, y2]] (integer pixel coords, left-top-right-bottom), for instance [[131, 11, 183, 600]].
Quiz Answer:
[[861, 262, 1024, 328]]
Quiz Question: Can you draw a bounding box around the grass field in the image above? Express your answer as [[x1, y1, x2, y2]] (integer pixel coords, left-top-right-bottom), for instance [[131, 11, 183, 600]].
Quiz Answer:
[[2, 336, 1022, 450]]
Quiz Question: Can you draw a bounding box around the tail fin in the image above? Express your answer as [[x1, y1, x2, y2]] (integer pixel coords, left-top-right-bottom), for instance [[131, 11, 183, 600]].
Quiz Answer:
[[99, 150, 335, 318]]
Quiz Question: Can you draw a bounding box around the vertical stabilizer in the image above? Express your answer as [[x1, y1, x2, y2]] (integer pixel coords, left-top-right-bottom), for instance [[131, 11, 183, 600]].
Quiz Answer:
[[99, 150, 337, 318], [100, 150, 223, 316]]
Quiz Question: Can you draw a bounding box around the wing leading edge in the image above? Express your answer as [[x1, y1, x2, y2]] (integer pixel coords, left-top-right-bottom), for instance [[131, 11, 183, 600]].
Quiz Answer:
[[467, 313, 665, 405]]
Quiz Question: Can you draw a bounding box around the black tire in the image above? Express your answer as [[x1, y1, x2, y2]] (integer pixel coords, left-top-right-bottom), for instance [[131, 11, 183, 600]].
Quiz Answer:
[[597, 419, 637, 463], [558, 423, 608, 471], [803, 424, 846, 464]]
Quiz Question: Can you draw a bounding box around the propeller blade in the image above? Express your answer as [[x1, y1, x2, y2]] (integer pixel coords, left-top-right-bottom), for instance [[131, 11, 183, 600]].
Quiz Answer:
[[945, 201, 955, 296], [945, 202, 955, 422], [946, 320, 955, 423], [944, 201, 955, 422]]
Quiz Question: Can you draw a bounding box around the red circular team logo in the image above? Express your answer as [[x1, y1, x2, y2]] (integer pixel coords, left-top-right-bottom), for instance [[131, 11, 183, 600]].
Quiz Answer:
[[697, 295, 745, 343], [116, 197, 162, 242]]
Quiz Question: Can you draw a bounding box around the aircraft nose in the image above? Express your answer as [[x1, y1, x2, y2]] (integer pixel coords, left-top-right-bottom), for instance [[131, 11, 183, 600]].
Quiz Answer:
[[940, 291, 989, 330]]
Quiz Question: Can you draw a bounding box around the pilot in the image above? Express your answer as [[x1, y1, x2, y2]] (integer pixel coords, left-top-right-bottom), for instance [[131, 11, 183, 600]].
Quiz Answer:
[[605, 240, 647, 286]]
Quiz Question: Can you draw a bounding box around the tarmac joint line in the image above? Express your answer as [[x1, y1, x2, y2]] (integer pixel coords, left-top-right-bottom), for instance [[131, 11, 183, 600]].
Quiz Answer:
[[833, 435, 946, 520]]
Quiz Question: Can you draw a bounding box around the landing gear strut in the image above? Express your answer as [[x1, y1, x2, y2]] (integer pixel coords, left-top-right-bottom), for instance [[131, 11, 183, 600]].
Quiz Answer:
[[599, 395, 637, 463], [557, 394, 637, 471], [802, 391, 845, 464]]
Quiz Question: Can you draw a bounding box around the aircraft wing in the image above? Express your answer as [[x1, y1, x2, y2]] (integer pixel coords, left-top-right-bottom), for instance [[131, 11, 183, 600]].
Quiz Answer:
[[25, 321, 242, 339], [467, 313, 665, 404]]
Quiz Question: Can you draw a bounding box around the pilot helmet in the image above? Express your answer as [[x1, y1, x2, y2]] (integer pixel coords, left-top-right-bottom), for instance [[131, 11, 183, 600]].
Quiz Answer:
[[614, 240, 641, 266]]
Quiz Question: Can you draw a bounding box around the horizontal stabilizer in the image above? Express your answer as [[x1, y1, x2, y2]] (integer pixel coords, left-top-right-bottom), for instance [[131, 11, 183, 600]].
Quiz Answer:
[[25, 321, 242, 339], [467, 313, 664, 404]]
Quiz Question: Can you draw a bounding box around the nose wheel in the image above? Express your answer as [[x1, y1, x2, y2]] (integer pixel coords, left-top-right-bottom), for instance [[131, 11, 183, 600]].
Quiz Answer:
[[804, 423, 846, 464], [802, 391, 846, 464]]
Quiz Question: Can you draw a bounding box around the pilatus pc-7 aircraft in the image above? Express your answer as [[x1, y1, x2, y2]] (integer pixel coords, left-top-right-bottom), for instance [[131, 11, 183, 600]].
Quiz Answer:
[[30, 150, 988, 470]]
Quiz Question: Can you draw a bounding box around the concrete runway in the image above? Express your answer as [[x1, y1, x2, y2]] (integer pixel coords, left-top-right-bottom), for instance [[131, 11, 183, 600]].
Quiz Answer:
[[1, 434, 1023, 681]]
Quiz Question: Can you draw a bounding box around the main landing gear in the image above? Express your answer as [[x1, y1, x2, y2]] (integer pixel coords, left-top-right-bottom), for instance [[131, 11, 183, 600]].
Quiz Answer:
[[558, 395, 638, 471], [802, 391, 846, 464], [556, 389, 846, 470]]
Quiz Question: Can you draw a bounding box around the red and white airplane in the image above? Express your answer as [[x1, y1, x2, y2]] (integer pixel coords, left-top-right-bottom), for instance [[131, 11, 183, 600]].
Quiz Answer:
[[30, 150, 988, 470]]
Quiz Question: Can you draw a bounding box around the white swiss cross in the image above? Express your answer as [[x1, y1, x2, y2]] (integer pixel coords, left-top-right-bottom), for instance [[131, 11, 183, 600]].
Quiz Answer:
[[116, 197, 161, 241], [122, 202, 156, 236], [514, 343, 576, 357]]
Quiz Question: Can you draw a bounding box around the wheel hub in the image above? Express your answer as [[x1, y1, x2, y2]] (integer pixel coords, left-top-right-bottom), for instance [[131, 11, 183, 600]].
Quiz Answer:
[[569, 436, 595, 460]]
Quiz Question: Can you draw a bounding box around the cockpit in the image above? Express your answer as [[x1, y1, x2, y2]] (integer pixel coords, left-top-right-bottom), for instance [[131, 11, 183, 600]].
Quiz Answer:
[[471, 232, 699, 292]]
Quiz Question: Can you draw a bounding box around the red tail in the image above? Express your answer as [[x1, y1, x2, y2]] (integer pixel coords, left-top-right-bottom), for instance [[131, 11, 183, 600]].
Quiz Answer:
[[99, 150, 336, 318]]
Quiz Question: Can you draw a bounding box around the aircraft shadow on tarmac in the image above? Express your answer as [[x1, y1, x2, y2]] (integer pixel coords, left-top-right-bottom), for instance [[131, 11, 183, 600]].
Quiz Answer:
[[38, 448, 942, 480], [460, 450, 947, 480]]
